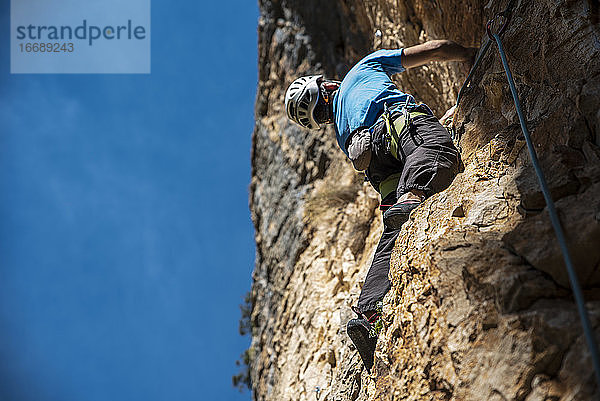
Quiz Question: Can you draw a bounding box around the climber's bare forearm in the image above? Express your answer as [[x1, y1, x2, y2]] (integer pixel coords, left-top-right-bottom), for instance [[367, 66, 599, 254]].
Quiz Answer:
[[402, 40, 477, 69]]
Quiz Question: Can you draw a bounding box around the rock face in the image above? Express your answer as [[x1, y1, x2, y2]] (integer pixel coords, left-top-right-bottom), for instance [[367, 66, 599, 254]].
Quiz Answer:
[[249, 0, 600, 400]]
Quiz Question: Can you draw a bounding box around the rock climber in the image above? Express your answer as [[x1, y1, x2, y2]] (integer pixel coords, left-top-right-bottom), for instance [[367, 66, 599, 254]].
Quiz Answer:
[[284, 40, 477, 371]]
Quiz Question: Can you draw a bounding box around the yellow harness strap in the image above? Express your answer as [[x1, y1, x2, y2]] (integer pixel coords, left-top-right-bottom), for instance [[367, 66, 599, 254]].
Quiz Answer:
[[376, 108, 429, 198], [378, 173, 402, 199]]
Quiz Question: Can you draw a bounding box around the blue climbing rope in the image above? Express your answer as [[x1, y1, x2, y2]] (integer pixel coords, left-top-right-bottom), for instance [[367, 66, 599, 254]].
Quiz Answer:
[[488, 22, 600, 388], [454, 39, 491, 111], [451, 0, 517, 147], [449, 39, 492, 148]]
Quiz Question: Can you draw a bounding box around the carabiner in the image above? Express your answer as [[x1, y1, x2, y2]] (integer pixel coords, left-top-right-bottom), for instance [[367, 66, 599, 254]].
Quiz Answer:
[[486, 10, 511, 40]]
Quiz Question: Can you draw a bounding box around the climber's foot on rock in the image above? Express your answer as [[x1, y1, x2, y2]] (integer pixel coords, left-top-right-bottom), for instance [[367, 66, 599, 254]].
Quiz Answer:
[[347, 317, 378, 372], [383, 199, 422, 229]]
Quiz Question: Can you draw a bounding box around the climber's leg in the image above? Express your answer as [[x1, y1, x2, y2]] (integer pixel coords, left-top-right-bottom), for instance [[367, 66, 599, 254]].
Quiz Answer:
[[349, 197, 400, 371], [384, 114, 460, 228], [356, 194, 401, 313], [396, 114, 460, 198]]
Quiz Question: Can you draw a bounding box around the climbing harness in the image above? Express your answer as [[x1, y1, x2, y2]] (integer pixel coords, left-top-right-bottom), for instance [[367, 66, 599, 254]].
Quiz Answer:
[[378, 172, 403, 200], [485, 11, 600, 387], [381, 99, 411, 161], [382, 103, 401, 160], [380, 99, 431, 162], [376, 101, 430, 198], [382, 101, 410, 161]]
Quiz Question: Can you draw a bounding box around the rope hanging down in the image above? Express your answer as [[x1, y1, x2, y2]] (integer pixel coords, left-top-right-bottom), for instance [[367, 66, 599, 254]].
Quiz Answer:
[[449, 0, 517, 147], [486, 15, 600, 388]]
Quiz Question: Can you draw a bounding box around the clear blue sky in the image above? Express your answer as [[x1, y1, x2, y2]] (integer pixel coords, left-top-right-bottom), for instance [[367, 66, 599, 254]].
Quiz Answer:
[[0, 1, 257, 400]]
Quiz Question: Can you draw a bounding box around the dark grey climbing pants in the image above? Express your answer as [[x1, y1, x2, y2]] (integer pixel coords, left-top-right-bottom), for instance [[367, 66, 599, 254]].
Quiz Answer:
[[356, 110, 460, 313], [356, 192, 401, 313]]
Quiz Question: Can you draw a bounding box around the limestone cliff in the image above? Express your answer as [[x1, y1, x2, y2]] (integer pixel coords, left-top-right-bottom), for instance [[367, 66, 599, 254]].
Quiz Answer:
[[249, 0, 600, 400]]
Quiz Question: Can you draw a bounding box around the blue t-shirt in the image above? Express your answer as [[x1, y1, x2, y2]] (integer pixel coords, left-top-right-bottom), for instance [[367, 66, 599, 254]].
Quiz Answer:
[[332, 49, 417, 156]]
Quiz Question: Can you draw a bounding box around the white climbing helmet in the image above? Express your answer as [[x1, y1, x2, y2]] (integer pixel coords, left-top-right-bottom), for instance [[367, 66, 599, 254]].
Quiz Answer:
[[285, 75, 323, 129]]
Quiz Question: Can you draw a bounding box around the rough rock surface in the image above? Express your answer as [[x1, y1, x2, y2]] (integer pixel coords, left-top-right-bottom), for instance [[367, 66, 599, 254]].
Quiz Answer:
[[249, 0, 600, 400]]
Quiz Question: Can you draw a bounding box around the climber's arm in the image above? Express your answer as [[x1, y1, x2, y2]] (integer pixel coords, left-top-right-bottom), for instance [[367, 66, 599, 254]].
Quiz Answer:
[[402, 40, 477, 69]]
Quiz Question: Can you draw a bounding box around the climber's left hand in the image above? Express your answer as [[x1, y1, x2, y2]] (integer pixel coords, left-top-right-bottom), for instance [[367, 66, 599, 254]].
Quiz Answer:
[[439, 105, 456, 126]]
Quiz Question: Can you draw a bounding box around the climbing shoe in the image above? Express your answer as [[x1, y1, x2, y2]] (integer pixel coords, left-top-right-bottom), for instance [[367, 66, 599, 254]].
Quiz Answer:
[[382, 199, 422, 229], [347, 306, 382, 372], [347, 318, 378, 372]]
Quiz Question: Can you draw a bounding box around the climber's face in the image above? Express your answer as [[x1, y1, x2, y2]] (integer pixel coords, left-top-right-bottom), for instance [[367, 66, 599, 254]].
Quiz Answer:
[[313, 101, 332, 125], [313, 79, 339, 125], [320, 80, 340, 102]]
